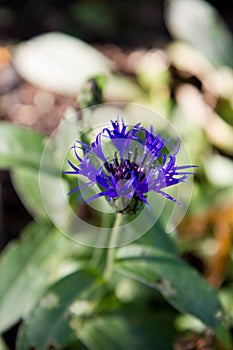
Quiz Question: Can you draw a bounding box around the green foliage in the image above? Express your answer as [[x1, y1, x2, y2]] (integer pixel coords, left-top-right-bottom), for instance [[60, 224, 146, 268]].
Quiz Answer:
[[77, 75, 106, 109], [0, 113, 231, 349], [16, 269, 105, 350], [115, 245, 228, 342], [165, 0, 233, 68], [78, 310, 176, 350], [0, 122, 59, 176], [0, 221, 91, 334], [0, 122, 44, 170], [0, 338, 8, 350], [11, 167, 46, 218], [1, 2, 233, 348]]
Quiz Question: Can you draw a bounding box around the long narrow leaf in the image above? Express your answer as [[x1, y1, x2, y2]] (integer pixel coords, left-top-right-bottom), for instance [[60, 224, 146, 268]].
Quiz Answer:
[[115, 244, 231, 349]]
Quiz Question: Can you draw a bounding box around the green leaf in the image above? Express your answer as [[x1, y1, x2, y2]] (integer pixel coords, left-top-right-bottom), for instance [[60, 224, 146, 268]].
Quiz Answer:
[[138, 217, 178, 256], [13, 32, 112, 96], [165, 0, 233, 68], [0, 122, 59, 176], [11, 168, 46, 219], [79, 310, 175, 350], [16, 269, 105, 350], [0, 338, 8, 350], [0, 122, 44, 170], [115, 244, 231, 348], [0, 221, 84, 334], [0, 122, 71, 220], [104, 75, 144, 102], [11, 167, 70, 221]]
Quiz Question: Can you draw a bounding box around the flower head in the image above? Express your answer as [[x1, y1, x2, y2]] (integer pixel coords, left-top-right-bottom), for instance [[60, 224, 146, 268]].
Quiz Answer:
[[65, 119, 196, 214]]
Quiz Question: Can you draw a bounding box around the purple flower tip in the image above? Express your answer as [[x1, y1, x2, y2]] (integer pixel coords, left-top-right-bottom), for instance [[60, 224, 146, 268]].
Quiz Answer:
[[65, 119, 196, 214]]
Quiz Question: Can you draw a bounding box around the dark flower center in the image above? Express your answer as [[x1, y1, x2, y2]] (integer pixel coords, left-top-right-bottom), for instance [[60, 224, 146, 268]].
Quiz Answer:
[[103, 157, 148, 214], [104, 158, 146, 183]]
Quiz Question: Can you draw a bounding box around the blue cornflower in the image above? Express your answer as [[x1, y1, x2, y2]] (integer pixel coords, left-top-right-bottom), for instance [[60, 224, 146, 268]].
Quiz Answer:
[[65, 119, 196, 214]]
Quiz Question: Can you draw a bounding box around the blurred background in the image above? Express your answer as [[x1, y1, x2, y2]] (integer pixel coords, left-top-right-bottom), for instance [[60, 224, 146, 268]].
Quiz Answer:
[[0, 0, 233, 349], [0, 0, 232, 43]]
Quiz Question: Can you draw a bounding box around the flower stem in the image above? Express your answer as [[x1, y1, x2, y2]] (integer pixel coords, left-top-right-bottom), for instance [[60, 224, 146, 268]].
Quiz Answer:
[[90, 213, 110, 268], [103, 213, 122, 280]]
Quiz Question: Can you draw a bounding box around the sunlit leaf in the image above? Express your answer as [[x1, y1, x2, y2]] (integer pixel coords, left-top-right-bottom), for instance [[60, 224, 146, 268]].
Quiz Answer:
[[104, 75, 143, 102], [165, 0, 233, 68], [216, 97, 233, 127], [0, 338, 8, 350], [0, 122, 44, 170], [11, 168, 46, 219], [0, 122, 58, 175], [13, 32, 112, 96], [11, 167, 69, 221]]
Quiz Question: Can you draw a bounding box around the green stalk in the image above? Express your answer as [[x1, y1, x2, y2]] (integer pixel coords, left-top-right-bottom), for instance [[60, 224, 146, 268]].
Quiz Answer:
[[103, 213, 122, 280], [90, 213, 111, 268]]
